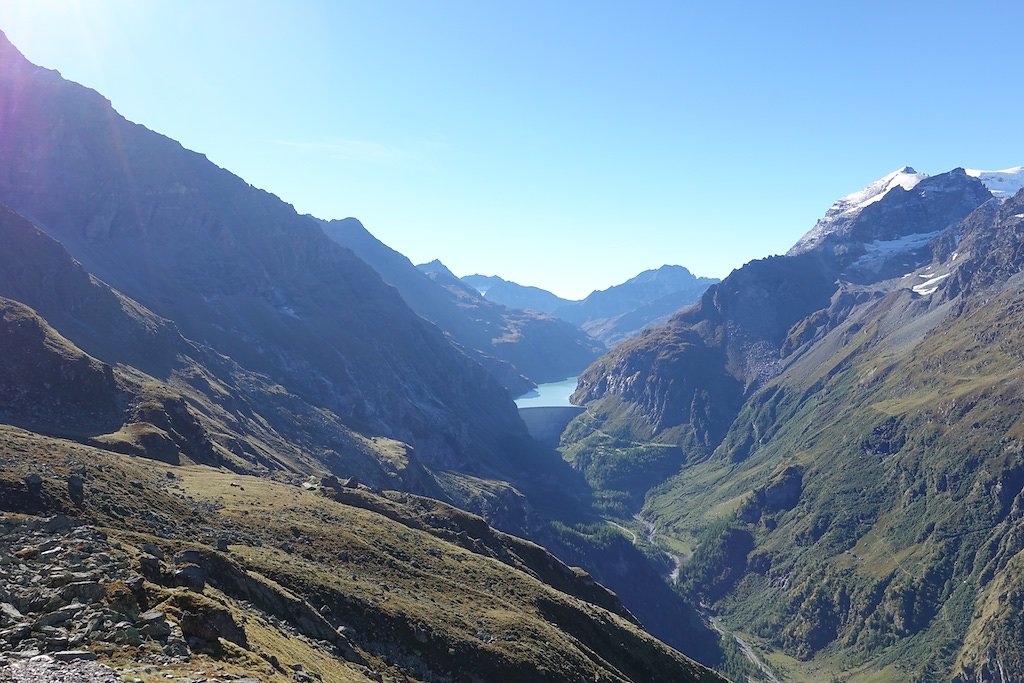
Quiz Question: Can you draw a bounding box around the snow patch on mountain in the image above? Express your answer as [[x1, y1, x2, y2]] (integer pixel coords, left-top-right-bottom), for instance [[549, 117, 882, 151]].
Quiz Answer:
[[853, 229, 945, 269], [790, 167, 929, 254], [912, 272, 950, 296], [965, 167, 1024, 200]]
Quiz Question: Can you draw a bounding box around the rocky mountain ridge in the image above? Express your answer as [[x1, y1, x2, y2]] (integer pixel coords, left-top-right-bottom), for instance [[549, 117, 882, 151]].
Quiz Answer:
[[572, 168, 995, 454]]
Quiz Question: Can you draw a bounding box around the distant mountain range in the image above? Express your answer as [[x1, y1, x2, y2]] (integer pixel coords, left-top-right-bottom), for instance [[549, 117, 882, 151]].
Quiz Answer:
[[463, 265, 720, 346], [462, 273, 573, 313], [320, 218, 603, 394]]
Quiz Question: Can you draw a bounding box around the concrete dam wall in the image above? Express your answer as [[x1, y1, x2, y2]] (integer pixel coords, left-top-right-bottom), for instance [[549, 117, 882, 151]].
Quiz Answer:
[[518, 405, 585, 447]]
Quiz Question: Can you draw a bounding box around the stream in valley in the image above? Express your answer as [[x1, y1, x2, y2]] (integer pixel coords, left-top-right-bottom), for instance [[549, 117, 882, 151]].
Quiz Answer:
[[617, 514, 780, 682]]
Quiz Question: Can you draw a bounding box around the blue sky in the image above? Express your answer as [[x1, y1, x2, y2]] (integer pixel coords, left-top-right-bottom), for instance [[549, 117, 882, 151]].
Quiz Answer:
[[1, 1, 1020, 298]]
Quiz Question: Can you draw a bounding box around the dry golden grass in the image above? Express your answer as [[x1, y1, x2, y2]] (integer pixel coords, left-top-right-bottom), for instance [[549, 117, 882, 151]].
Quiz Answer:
[[0, 425, 721, 683]]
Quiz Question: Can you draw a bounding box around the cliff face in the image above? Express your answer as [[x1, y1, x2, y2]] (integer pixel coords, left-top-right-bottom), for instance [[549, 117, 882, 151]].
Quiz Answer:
[[946, 191, 1024, 296], [572, 252, 837, 458], [0, 32, 526, 472]]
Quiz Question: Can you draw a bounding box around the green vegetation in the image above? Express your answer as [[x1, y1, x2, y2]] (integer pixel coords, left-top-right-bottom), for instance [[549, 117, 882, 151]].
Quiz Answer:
[[561, 413, 683, 515], [563, 268, 1024, 680], [716, 632, 760, 682], [547, 519, 627, 557], [680, 517, 753, 601]]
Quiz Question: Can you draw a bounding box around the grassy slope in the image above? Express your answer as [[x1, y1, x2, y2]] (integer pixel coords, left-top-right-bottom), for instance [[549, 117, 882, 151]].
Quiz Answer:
[[0, 425, 723, 683], [631, 279, 1024, 681]]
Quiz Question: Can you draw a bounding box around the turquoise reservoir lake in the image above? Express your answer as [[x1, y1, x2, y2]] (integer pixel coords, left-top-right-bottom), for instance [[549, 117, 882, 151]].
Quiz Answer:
[[514, 376, 579, 408]]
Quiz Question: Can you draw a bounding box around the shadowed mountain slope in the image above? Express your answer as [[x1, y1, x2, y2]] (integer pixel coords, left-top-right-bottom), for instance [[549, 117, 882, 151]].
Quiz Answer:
[[0, 31, 528, 475], [0, 297, 123, 437], [0, 202, 453, 488]]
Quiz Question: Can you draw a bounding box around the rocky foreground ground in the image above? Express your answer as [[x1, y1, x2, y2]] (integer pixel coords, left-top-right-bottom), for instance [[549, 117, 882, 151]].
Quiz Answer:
[[0, 438, 724, 683], [0, 513, 302, 682], [0, 657, 123, 683]]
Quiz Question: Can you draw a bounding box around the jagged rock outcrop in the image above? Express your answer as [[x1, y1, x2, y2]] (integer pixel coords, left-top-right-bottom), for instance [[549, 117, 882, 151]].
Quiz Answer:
[[946, 190, 1024, 296], [790, 167, 992, 282]]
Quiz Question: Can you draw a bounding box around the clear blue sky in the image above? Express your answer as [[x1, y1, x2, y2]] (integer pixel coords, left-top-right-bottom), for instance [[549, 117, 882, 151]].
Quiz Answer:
[[1, 1, 1020, 299]]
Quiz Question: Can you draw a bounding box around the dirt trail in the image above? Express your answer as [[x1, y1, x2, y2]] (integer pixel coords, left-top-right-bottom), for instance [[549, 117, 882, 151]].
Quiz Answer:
[[705, 613, 781, 683], [605, 519, 638, 544]]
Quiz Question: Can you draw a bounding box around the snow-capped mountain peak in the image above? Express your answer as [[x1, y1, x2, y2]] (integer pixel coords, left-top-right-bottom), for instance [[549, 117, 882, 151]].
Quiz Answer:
[[842, 166, 929, 210], [789, 166, 929, 254], [965, 166, 1024, 200]]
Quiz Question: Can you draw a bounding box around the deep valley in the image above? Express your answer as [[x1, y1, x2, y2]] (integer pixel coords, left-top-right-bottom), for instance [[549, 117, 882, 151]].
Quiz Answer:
[[2, 19, 1024, 683]]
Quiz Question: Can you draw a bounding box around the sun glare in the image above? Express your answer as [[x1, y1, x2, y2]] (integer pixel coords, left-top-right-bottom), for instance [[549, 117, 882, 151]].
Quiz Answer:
[[1, 0, 99, 55]]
